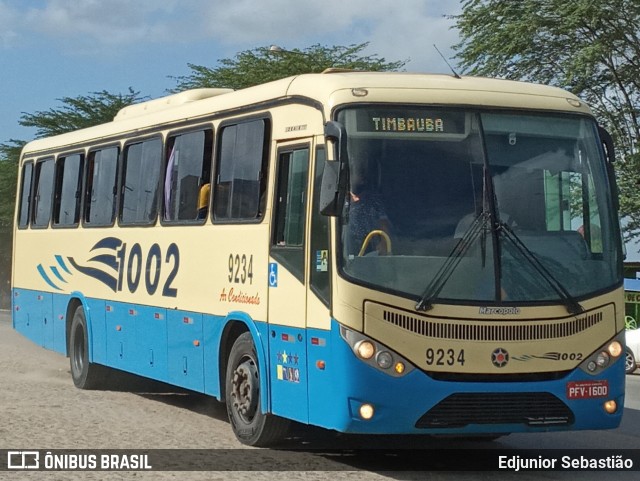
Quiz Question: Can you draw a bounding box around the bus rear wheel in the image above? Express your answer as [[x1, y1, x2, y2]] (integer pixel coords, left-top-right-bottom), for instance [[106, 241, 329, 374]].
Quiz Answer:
[[69, 305, 107, 389], [225, 332, 289, 446]]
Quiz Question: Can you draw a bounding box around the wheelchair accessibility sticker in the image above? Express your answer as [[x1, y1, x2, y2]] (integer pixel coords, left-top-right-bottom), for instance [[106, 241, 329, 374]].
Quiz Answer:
[[269, 263, 278, 288]]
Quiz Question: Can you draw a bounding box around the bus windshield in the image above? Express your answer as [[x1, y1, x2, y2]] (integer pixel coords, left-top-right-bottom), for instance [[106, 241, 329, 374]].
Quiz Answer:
[[337, 107, 621, 304]]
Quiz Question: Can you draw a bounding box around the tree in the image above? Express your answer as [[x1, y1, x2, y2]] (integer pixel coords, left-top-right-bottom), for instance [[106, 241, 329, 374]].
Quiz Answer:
[[0, 141, 23, 228], [452, 0, 640, 238], [171, 43, 406, 91], [0, 89, 144, 227], [20, 88, 146, 139], [0, 90, 143, 307]]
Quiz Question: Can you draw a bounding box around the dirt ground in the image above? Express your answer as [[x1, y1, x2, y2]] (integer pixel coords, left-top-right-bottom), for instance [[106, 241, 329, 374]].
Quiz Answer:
[[0, 311, 405, 481]]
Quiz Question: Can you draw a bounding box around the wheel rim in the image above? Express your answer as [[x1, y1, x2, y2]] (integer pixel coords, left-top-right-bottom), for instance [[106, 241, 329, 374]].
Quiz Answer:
[[230, 355, 259, 424], [72, 324, 85, 375]]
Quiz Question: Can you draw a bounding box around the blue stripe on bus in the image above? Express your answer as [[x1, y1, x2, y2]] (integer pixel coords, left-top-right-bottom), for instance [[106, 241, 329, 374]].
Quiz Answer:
[[36, 265, 62, 291], [55, 255, 72, 274], [49, 266, 67, 283]]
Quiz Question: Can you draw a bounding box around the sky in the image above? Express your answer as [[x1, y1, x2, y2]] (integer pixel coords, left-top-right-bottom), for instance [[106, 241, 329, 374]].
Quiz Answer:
[[0, 0, 462, 143]]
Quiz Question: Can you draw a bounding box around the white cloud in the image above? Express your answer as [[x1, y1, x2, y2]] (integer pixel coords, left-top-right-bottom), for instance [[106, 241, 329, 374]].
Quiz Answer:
[[195, 0, 462, 71], [7, 0, 461, 70], [0, 1, 20, 48], [23, 0, 183, 47]]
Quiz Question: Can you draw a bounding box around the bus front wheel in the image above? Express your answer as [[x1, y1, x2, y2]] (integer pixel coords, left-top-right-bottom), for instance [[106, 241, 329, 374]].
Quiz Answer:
[[225, 332, 289, 446], [69, 305, 106, 389]]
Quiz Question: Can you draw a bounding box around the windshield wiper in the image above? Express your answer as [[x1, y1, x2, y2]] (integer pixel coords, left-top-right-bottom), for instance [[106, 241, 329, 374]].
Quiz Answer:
[[499, 222, 584, 315], [415, 212, 490, 311]]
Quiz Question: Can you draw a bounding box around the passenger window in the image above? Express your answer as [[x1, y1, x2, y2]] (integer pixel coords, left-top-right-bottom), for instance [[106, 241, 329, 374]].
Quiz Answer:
[[274, 148, 309, 247], [163, 129, 213, 222], [32, 157, 55, 228], [18, 162, 33, 228], [121, 138, 162, 224], [271, 146, 309, 282], [214, 119, 269, 221], [53, 153, 83, 227], [85, 147, 119, 226]]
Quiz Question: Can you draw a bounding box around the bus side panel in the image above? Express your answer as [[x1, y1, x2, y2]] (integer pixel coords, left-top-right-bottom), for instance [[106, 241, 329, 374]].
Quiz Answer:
[[105, 301, 135, 372], [134, 304, 169, 380], [51, 293, 70, 354], [268, 324, 308, 424], [306, 326, 339, 429], [13, 288, 44, 347], [85, 297, 106, 364], [167, 309, 204, 392], [202, 313, 225, 399]]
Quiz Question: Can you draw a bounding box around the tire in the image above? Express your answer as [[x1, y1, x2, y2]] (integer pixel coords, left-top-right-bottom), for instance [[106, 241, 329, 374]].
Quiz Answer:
[[225, 332, 289, 446], [69, 305, 108, 389], [625, 348, 637, 375]]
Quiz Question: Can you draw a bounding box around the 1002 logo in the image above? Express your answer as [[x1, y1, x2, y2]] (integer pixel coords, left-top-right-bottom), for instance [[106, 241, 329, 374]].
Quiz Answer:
[[116, 242, 180, 297]]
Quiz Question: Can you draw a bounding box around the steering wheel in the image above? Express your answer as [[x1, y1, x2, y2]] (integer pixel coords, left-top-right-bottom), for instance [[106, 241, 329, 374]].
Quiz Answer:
[[358, 230, 392, 256]]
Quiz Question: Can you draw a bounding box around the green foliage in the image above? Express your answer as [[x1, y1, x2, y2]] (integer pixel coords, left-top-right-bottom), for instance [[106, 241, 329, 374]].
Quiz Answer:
[[0, 90, 143, 228], [19, 88, 146, 139], [0, 140, 23, 228], [453, 0, 640, 238], [171, 43, 407, 92]]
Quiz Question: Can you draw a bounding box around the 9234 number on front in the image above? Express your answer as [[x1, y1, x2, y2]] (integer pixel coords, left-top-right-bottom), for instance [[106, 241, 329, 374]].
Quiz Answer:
[[425, 347, 466, 367]]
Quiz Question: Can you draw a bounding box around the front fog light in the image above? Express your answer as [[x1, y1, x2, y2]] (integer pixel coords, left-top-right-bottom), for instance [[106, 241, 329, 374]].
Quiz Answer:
[[376, 351, 393, 369], [596, 352, 610, 368], [604, 400, 617, 414], [587, 361, 597, 372], [359, 403, 375, 420]]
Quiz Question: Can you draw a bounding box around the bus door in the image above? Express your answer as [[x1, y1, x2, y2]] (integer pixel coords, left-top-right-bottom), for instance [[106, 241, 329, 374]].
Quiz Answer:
[[268, 140, 313, 423]]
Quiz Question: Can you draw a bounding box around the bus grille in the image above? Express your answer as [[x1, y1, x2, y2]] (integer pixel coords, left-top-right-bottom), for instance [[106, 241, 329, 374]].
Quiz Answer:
[[382, 309, 603, 341], [415, 392, 573, 428]]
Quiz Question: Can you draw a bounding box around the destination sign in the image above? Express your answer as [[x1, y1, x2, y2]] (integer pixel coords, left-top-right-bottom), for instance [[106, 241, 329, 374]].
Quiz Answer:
[[347, 108, 467, 135]]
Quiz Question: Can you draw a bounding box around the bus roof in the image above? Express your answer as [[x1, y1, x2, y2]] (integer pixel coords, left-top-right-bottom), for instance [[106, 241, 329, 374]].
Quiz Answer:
[[20, 71, 591, 157]]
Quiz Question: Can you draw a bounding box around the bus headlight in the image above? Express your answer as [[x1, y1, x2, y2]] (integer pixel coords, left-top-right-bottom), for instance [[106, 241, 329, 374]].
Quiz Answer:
[[340, 326, 414, 377], [355, 340, 375, 360], [596, 352, 610, 368], [579, 332, 625, 375], [607, 341, 622, 358], [376, 351, 393, 369]]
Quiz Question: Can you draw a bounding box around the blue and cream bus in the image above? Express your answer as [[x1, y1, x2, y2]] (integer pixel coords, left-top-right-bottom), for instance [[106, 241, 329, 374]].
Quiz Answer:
[[13, 72, 625, 445]]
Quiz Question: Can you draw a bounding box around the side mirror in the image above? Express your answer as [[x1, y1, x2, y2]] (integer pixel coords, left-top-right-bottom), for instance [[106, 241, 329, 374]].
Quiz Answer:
[[319, 121, 349, 216]]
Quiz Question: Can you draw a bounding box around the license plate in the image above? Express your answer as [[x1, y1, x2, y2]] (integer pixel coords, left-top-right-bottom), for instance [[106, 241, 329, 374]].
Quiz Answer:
[[566, 380, 609, 399]]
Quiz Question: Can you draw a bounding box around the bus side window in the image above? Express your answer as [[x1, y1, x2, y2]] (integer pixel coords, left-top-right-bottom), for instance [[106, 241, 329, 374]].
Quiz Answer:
[[120, 138, 162, 225], [32, 157, 55, 228], [214, 119, 269, 222], [84, 147, 119, 226], [163, 129, 213, 223], [53, 153, 83, 227], [17, 162, 34, 229], [271, 147, 309, 283]]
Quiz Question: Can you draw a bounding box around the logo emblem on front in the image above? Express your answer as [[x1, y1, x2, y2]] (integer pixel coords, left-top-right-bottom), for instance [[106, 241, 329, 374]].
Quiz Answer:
[[491, 348, 510, 368]]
